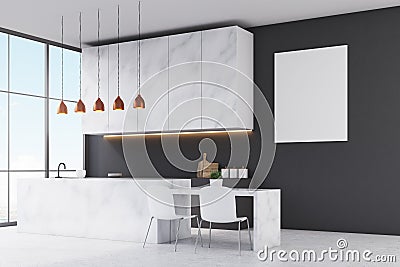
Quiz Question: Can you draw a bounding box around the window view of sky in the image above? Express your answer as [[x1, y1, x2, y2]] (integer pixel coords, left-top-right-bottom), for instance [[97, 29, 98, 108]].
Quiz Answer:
[[10, 36, 44, 96], [0, 32, 83, 223]]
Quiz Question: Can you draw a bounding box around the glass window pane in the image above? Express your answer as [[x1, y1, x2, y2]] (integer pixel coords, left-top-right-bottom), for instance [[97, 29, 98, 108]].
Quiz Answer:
[[49, 100, 83, 171], [9, 95, 45, 170], [9, 172, 44, 222], [50, 46, 80, 101], [0, 93, 7, 170], [0, 33, 7, 91], [0, 173, 8, 223], [10, 36, 44, 96]]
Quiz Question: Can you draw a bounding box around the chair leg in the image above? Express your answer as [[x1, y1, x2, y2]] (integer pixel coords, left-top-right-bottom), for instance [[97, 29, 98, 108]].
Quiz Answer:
[[143, 217, 153, 248], [246, 218, 252, 251], [195, 218, 202, 253], [169, 220, 172, 244], [196, 217, 203, 247], [199, 220, 203, 247], [208, 222, 212, 248], [174, 218, 182, 252], [238, 221, 241, 256]]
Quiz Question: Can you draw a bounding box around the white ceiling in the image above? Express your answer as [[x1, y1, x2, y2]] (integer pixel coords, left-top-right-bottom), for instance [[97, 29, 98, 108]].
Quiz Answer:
[[1, 0, 400, 48]]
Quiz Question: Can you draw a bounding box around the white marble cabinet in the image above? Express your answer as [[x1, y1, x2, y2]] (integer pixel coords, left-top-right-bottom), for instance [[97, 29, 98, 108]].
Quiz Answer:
[[138, 36, 169, 132], [82, 46, 109, 134], [82, 26, 253, 134], [202, 26, 254, 130], [108, 42, 138, 133], [168, 32, 202, 131]]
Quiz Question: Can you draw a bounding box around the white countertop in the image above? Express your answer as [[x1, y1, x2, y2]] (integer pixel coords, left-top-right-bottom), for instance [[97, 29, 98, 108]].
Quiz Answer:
[[43, 177, 191, 181]]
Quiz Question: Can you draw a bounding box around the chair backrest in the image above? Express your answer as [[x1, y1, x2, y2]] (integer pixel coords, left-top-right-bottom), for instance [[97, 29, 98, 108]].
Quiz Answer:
[[146, 185, 178, 220], [199, 186, 237, 223]]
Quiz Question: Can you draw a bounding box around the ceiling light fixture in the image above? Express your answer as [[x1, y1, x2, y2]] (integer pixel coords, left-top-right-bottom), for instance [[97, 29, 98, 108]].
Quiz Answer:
[[134, 1, 145, 109], [57, 16, 68, 115], [93, 8, 105, 112], [113, 5, 124, 111], [75, 12, 86, 113]]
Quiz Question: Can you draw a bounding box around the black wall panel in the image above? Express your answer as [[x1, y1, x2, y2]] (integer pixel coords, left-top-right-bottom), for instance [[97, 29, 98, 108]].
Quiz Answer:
[[86, 7, 400, 235]]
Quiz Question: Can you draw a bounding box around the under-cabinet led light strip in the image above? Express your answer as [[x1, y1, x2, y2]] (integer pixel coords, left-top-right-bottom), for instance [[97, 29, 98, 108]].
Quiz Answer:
[[103, 129, 252, 138]]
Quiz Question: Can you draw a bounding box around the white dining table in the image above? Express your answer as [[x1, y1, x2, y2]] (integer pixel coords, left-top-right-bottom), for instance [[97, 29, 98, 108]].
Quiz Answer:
[[170, 187, 281, 250]]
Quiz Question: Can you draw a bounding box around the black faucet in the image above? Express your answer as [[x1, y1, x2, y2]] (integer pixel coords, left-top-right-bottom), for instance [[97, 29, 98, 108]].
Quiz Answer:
[[56, 163, 66, 178]]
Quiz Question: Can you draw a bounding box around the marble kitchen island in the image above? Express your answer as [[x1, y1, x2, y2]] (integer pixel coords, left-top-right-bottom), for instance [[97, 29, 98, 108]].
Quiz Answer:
[[18, 178, 280, 250], [17, 178, 191, 243]]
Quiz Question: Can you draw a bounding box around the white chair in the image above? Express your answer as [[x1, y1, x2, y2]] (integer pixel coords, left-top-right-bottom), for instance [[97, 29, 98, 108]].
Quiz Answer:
[[195, 186, 252, 255], [143, 185, 202, 252]]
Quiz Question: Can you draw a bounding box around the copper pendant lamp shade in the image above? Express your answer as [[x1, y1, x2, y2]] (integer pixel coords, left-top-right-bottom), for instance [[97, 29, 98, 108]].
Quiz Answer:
[[134, 2, 145, 109], [75, 13, 86, 114], [113, 96, 124, 110], [93, 97, 105, 112], [113, 6, 125, 111], [57, 17, 68, 115], [57, 100, 68, 114], [75, 99, 86, 113], [93, 9, 105, 113], [134, 94, 145, 109]]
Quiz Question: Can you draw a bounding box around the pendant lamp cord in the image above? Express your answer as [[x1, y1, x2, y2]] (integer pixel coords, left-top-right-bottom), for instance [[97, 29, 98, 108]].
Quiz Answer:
[[79, 12, 82, 100], [167, 36, 170, 130], [117, 5, 120, 96], [200, 31, 203, 129], [137, 1, 141, 94], [97, 9, 100, 98], [61, 16, 64, 101]]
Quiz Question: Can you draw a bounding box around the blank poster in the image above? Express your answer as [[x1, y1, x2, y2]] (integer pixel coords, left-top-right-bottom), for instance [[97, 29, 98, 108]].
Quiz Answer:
[[274, 45, 348, 143]]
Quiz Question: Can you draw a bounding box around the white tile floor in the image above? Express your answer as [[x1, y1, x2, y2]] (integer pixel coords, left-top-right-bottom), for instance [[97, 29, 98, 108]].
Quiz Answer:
[[0, 226, 399, 267]]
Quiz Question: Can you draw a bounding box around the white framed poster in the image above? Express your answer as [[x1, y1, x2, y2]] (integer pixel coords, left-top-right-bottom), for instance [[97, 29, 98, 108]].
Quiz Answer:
[[274, 45, 348, 143]]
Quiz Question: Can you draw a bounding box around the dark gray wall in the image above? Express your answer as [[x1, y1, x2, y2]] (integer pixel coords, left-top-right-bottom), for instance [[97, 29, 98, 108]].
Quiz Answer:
[[86, 7, 400, 235]]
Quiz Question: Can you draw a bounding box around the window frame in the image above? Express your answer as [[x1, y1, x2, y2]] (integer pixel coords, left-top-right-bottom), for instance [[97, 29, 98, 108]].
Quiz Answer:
[[0, 33, 83, 227]]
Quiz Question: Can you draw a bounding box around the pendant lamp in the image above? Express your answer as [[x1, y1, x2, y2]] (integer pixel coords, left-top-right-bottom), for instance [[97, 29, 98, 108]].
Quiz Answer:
[[113, 5, 124, 111], [134, 1, 145, 109], [93, 8, 105, 112], [57, 16, 68, 115], [75, 12, 86, 113]]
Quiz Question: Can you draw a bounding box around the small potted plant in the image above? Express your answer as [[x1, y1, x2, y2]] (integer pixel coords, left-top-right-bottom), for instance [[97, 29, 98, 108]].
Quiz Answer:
[[210, 171, 223, 187]]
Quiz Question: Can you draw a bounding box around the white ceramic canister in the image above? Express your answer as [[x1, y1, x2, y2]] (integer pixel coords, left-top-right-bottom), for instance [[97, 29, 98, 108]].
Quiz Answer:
[[238, 168, 248, 179], [221, 168, 230, 178], [229, 168, 238, 179]]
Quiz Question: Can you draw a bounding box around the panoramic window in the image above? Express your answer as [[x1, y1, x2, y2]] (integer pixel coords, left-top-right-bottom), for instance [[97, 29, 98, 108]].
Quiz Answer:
[[0, 34, 83, 224]]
